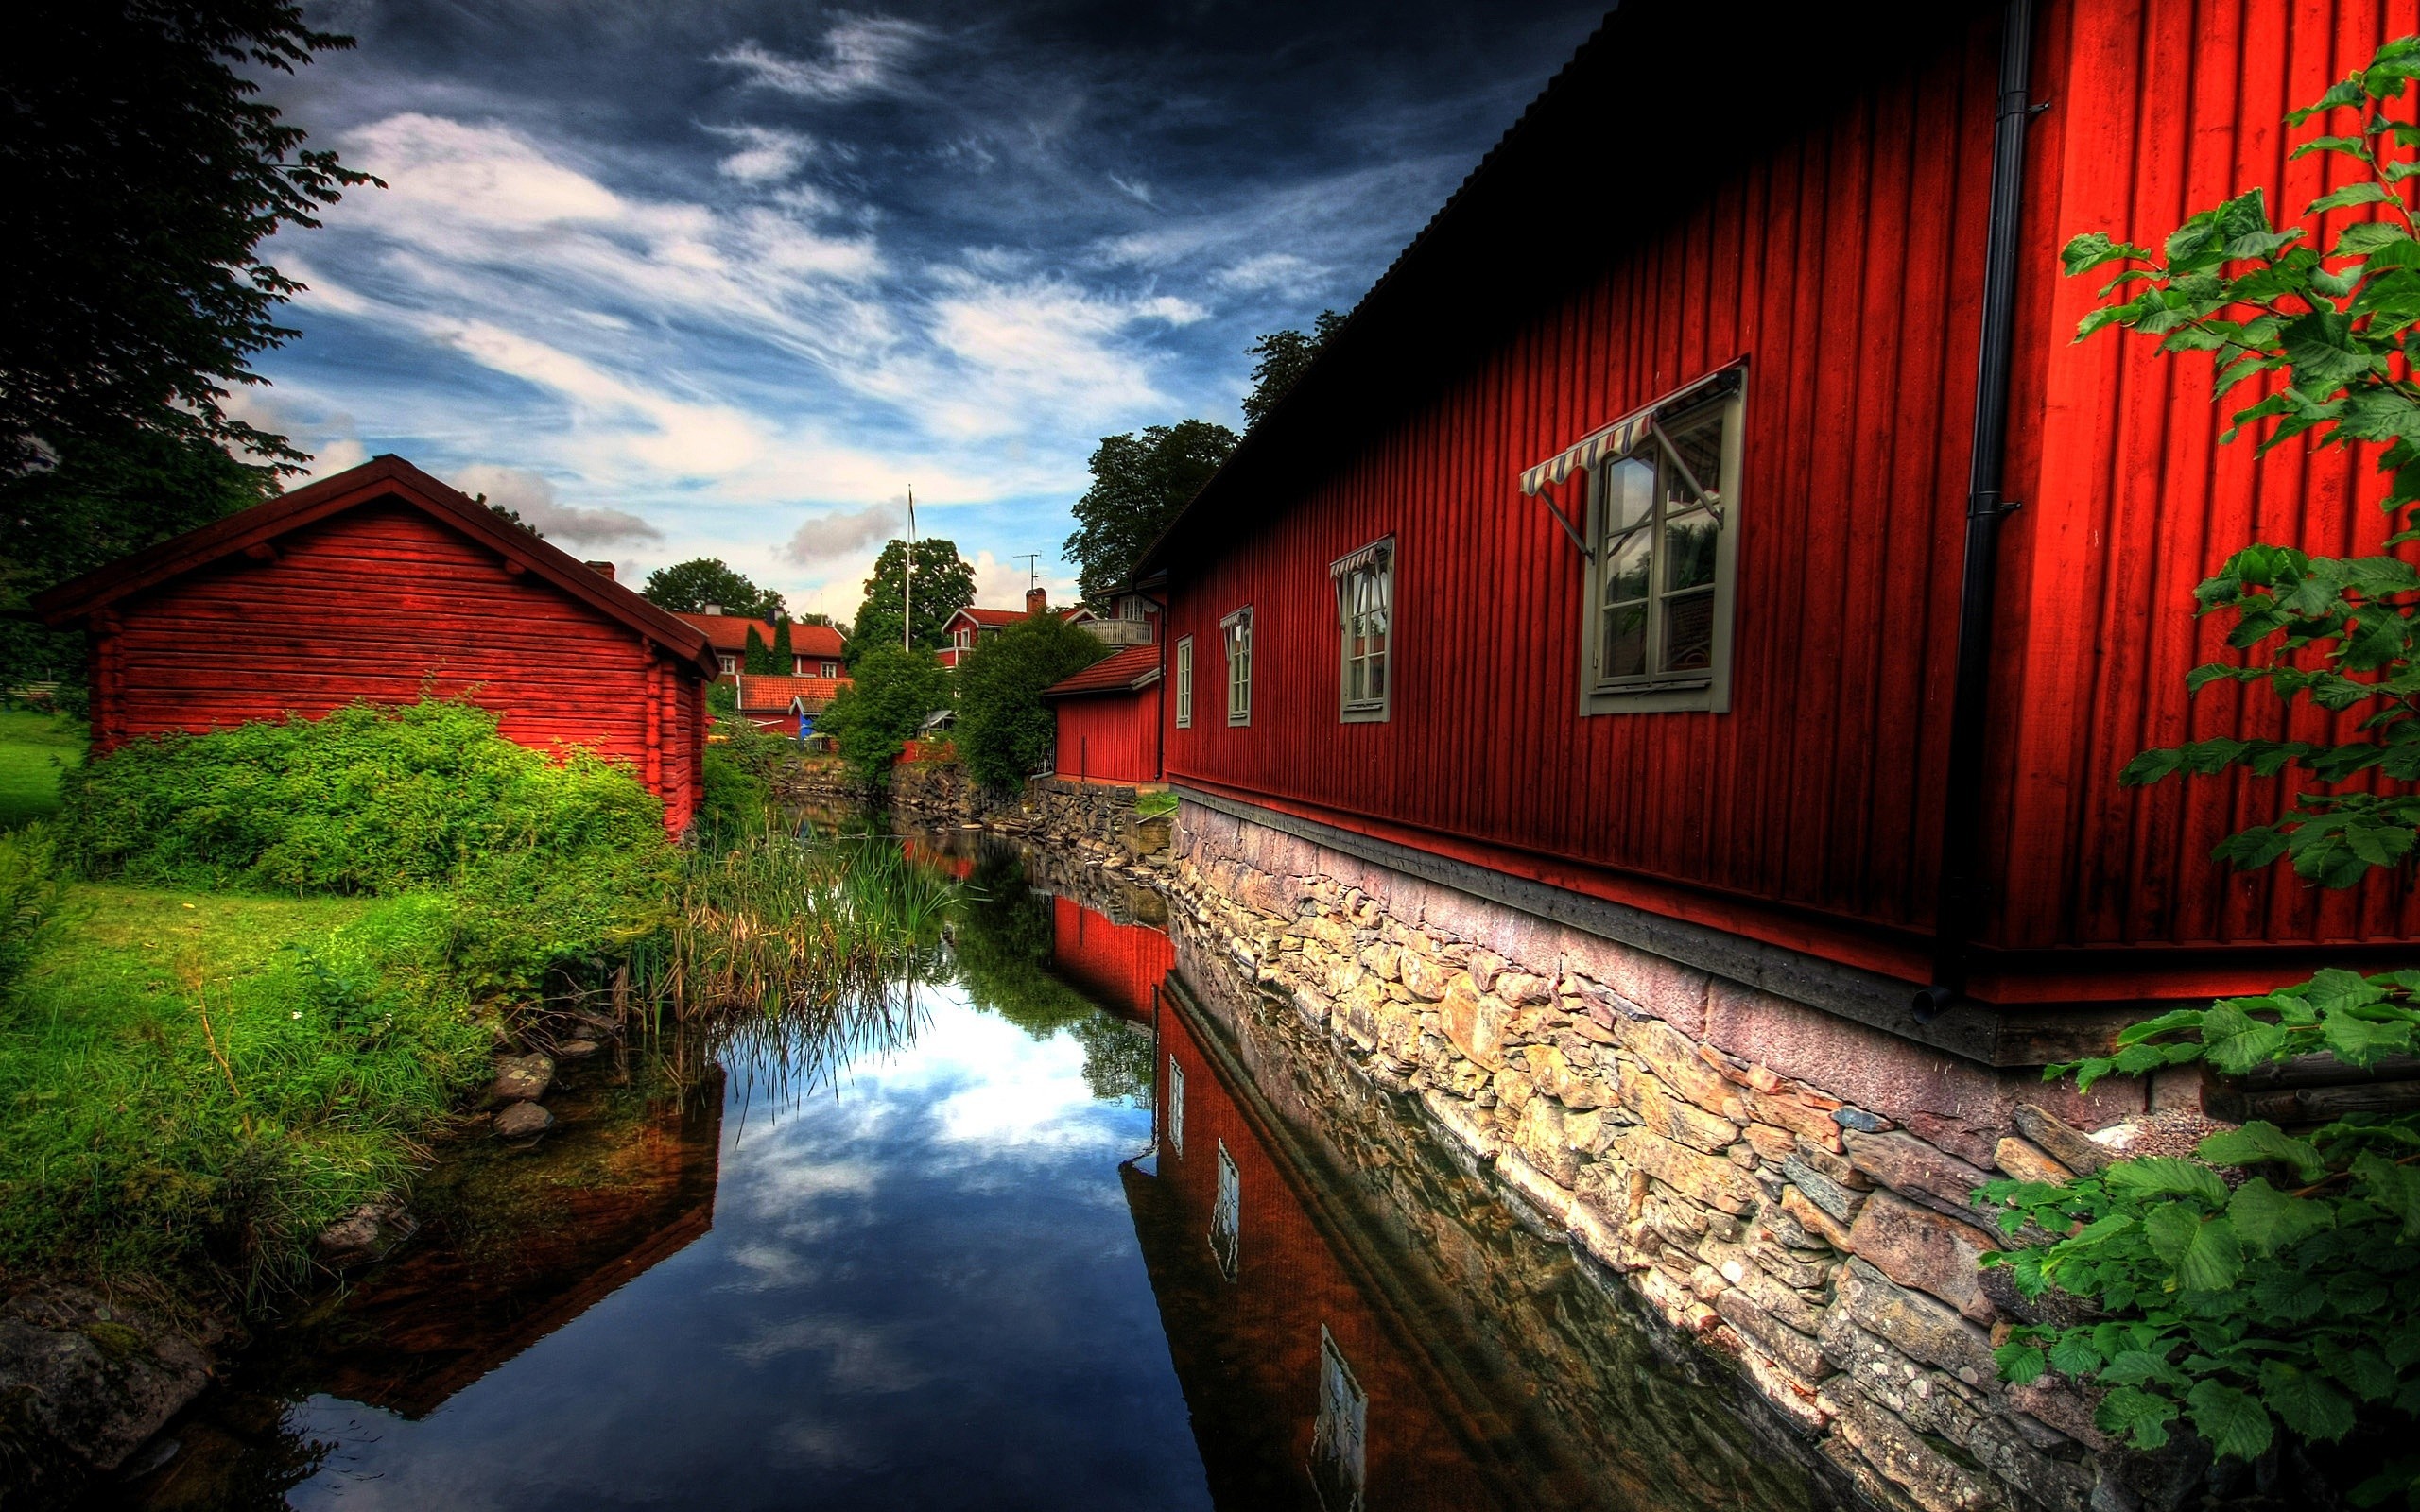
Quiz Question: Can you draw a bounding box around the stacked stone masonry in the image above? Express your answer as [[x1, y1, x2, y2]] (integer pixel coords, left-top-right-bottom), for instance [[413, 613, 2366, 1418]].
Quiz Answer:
[[1165, 799, 2195, 1512]]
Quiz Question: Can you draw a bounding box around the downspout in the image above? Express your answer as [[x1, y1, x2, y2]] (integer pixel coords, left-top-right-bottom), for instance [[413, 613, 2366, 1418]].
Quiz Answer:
[[1917, 0, 2040, 1022]]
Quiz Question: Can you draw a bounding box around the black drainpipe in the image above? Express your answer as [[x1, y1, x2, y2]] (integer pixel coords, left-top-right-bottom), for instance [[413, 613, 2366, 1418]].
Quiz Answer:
[[1917, 0, 2040, 1023]]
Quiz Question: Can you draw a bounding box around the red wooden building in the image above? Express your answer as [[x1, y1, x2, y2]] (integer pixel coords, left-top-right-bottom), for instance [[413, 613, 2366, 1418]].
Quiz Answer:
[[725, 673, 849, 739], [1046, 893, 1173, 1022], [34, 455, 718, 831], [675, 612, 845, 680], [1043, 644, 1162, 786], [1140, 0, 2420, 1034]]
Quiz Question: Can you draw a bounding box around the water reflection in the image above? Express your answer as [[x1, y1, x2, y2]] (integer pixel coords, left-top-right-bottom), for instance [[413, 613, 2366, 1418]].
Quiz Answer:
[[114, 827, 1828, 1512]]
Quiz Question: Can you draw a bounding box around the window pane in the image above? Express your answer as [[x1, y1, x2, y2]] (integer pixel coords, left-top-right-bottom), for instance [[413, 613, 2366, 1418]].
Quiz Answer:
[[1602, 529, 1651, 606], [1663, 590, 1714, 671], [1664, 411, 1723, 506], [1601, 601, 1648, 679], [1663, 510, 1718, 592], [1368, 649, 1386, 702], [1605, 456, 1654, 536]]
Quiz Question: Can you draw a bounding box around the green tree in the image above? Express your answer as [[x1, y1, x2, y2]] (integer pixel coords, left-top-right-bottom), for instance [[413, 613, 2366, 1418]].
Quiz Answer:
[[484, 499, 540, 536], [1063, 421, 1236, 606], [1979, 40, 2420, 1498], [1240, 309, 1344, 431], [770, 617, 795, 674], [957, 613, 1108, 794], [816, 645, 947, 790], [0, 426, 274, 695], [743, 625, 773, 675], [639, 558, 786, 620], [848, 538, 975, 660], [3, 2, 376, 477]]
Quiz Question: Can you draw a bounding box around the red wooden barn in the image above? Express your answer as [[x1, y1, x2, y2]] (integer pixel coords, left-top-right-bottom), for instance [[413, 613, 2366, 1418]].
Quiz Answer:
[[1043, 644, 1162, 786], [33, 455, 718, 831], [1046, 893, 1173, 1022], [1139, 0, 2420, 1043]]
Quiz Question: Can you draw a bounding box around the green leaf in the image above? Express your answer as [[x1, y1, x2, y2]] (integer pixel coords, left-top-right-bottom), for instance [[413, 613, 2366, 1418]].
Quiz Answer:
[[2226, 1177, 2337, 1256], [2120, 747, 2186, 785], [1995, 1342, 2048, 1384], [2187, 1379, 2275, 1461], [2315, 1339, 2398, 1402], [2309, 181, 2398, 215], [2199, 1122, 2326, 1182], [2325, 1008, 2412, 1066], [2103, 1348, 2192, 1387], [2062, 232, 2145, 276], [2096, 1385, 2179, 1449], [2199, 1002, 2292, 1074], [2109, 1157, 2231, 1207], [2048, 1333, 2105, 1376], [2355, 1151, 2420, 1234], [2259, 1359, 2359, 1442]]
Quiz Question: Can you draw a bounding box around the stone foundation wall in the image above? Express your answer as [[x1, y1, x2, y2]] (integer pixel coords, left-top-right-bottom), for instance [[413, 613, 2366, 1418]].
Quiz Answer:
[[884, 761, 1173, 862], [1165, 797, 2202, 1512]]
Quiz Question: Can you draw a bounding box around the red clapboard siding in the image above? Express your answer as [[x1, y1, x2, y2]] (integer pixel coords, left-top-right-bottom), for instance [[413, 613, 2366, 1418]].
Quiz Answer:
[[1053, 690, 1161, 786], [43, 458, 717, 833], [1155, 0, 2420, 1008], [1162, 15, 1998, 988]]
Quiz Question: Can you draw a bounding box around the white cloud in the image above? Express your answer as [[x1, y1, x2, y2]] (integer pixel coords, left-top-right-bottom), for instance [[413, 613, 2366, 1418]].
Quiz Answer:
[[783, 502, 903, 564], [710, 124, 814, 182], [1214, 251, 1323, 295], [715, 19, 929, 102], [450, 463, 663, 546], [966, 550, 1075, 612]]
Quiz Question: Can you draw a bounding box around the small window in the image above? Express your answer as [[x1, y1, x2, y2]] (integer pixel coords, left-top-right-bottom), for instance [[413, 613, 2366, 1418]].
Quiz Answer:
[[1121, 595, 1145, 622], [718, 654, 737, 676], [1582, 379, 1743, 714], [1332, 538, 1392, 723], [822, 661, 838, 679], [1210, 1139, 1239, 1281], [1175, 637, 1194, 729], [1167, 1055, 1185, 1157], [1221, 608, 1252, 727]]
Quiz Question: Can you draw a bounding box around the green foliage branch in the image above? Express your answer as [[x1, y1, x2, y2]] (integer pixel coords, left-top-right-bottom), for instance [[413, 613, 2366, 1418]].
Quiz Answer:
[[955, 611, 1108, 794], [639, 557, 786, 621], [817, 645, 947, 791], [1981, 43, 2420, 1500], [848, 538, 975, 658]]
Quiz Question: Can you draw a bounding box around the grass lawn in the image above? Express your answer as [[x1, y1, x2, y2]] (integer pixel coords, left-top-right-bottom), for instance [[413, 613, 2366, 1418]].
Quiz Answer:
[[0, 709, 84, 829], [0, 883, 488, 1294]]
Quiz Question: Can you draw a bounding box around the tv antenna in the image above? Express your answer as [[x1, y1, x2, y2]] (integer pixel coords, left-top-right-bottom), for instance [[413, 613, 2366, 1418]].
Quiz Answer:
[[1012, 553, 1042, 593]]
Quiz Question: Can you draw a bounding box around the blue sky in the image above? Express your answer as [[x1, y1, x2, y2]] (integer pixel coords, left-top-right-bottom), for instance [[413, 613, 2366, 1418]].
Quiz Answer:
[[249, 1, 1607, 620]]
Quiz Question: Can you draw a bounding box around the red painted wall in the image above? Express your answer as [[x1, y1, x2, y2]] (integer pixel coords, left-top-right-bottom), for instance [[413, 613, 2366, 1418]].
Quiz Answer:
[[1159, 0, 2420, 1005], [1048, 895, 1173, 1022], [1054, 691, 1160, 785], [93, 501, 707, 831]]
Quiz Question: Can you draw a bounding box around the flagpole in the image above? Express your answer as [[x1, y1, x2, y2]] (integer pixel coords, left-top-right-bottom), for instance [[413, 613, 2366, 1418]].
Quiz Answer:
[[904, 485, 915, 653]]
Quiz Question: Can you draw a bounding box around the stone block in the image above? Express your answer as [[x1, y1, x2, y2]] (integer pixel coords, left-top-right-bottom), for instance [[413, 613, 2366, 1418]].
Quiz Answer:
[[1994, 1135, 2072, 1186], [1716, 1288, 1832, 1385], [1495, 970, 1551, 1005], [1491, 1066, 1536, 1117], [1399, 952, 1458, 1002], [1440, 976, 1511, 1071], [1512, 1095, 1582, 1188], [488, 1053, 555, 1105], [1610, 1126, 1761, 1215], [1781, 1156, 1867, 1225], [1845, 1191, 2001, 1324], [1615, 1016, 1743, 1118], [1617, 1067, 1739, 1153], [2013, 1104, 2112, 1176], [1745, 1085, 1845, 1152], [1599, 952, 1714, 1040], [1824, 1383, 2000, 1512], [1780, 1184, 1854, 1249], [1836, 1259, 1996, 1388], [1359, 943, 1402, 982], [1741, 1122, 1800, 1165], [1843, 1130, 1997, 1226]]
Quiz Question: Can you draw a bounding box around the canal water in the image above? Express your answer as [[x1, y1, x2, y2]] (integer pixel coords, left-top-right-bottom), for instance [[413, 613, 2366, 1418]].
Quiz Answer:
[[113, 829, 1832, 1512]]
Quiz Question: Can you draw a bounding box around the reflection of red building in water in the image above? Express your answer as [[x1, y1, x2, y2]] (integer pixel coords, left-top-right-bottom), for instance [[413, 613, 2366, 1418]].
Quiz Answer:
[[1046, 895, 1172, 1023], [1125, 985, 1531, 1512]]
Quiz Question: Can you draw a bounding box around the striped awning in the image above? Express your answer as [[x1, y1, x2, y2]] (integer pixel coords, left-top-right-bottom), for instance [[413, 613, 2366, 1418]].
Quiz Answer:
[[1518, 410, 1655, 497], [1328, 536, 1394, 579]]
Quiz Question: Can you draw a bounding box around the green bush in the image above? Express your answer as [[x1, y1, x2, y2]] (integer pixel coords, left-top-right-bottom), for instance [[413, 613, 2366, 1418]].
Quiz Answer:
[[0, 825, 63, 996], [819, 646, 948, 791], [60, 699, 666, 893], [956, 613, 1108, 793]]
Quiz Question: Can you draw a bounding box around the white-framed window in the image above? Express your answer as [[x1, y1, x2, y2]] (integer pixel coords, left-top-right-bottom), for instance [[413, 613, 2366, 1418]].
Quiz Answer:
[[1581, 376, 1744, 714], [1210, 1139, 1239, 1281], [821, 661, 838, 678], [1175, 636, 1194, 729], [718, 653, 738, 676], [1120, 594, 1146, 622], [1310, 1326, 1368, 1512], [955, 627, 974, 650], [1332, 538, 1392, 723], [1167, 1054, 1184, 1157], [1221, 607, 1252, 727]]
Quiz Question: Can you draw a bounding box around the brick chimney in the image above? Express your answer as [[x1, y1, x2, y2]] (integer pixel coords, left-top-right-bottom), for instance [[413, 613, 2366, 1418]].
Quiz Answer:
[[583, 560, 616, 582], [1026, 586, 1048, 615]]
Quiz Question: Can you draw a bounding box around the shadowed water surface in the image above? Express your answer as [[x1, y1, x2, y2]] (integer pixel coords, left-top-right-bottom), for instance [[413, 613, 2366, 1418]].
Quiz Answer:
[[116, 831, 1834, 1512]]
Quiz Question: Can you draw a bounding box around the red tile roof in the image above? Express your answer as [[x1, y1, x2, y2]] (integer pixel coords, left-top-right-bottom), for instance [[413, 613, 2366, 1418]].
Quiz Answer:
[[1041, 644, 1160, 698], [675, 614, 848, 659], [949, 606, 1029, 629], [732, 674, 849, 712]]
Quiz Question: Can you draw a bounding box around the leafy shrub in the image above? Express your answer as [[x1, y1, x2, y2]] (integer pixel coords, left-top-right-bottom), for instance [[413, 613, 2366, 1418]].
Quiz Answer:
[[956, 613, 1108, 793], [60, 699, 665, 893], [818, 646, 947, 791], [0, 825, 63, 995]]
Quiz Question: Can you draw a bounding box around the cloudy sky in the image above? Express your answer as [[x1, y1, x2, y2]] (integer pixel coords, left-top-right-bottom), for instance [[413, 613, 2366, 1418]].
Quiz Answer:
[[247, 1, 1607, 620]]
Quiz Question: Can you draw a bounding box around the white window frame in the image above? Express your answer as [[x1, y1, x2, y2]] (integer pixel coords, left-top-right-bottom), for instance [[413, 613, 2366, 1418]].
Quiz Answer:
[[1210, 1138, 1239, 1281], [1580, 375, 1744, 715], [718, 653, 738, 676], [1221, 607, 1252, 727], [1174, 636, 1194, 729], [1167, 1054, 1184, 1157], [1332, 537, 1393, 724]]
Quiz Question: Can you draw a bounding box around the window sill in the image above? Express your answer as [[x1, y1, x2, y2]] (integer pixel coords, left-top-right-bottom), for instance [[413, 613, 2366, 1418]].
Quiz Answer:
[[1226, 714, 1252, 728], [1340, 704, 1389, 724], [1581, 678, 1723, 715]]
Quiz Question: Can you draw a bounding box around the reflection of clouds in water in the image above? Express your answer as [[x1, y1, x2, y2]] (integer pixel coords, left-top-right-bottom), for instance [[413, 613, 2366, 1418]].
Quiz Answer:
[[722, 1312, 930, 1394]]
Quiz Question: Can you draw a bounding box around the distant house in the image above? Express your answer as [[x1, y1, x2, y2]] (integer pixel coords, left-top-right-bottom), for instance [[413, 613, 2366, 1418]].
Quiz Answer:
[[727, 673, 848, 739], [1073, 580, 1159, 649], [674, 611, 846, 680], [1042, 644, 1161, 785], [936, 597, 1037, 669], [32, 455, 718, 831]]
